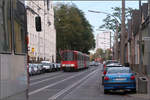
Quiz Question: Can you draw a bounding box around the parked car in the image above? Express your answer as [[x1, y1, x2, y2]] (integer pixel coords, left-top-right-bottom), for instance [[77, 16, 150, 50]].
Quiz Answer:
[[42, 62, 52, 72], [103, 67, 136, 94], [51, 63, 57, 71], [89, 62, 94, 66], [32, 64, 41, 75], [90, 61, 99, 66], [57, 63, 61, 70], [103, 60, 119, 69], [37, 64, 44, 74], [102, 63, 123, 85], [29, 64, 36, 76]]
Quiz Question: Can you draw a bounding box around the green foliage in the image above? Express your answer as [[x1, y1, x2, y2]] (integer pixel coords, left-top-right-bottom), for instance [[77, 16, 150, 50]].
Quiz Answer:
[[95, 48, 104, 58], [105, 49, 112, 60], [90, 48, 112, 61], [54, 3, 95, 62], [90, 48, 104, 61], [99, 7, 134, 33]]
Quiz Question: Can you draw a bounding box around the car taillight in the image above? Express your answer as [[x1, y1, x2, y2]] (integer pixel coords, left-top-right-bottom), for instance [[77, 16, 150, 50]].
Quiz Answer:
[[104, 77, 109, 80], [104, 64, 106, 68], [130, 76, 135, 80], [103, 71, 106, 75]]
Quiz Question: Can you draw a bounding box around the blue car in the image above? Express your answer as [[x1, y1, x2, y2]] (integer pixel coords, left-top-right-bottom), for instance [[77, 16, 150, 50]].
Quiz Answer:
[[103, 67, 136, 94], [102, 63, 123, 85]]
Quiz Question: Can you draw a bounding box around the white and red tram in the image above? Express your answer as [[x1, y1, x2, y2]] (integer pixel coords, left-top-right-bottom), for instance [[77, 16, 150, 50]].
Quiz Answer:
[[61, 50, 90, 71]]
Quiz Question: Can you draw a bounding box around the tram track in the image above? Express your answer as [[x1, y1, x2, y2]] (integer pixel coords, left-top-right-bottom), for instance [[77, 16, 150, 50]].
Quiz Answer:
[[29, 67, 96, 96]]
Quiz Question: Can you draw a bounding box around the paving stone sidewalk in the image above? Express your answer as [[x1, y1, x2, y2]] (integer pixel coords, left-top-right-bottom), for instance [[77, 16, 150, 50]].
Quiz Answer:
[[129, 73, 150, 99]]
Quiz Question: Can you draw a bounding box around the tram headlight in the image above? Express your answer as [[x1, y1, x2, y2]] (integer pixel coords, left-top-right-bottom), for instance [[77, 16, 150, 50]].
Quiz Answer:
[[71, 64, 75, 67], [62, 64, 65, 67]]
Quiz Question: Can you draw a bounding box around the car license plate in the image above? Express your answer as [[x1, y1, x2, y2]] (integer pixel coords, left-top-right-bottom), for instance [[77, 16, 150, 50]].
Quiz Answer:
[[115, 78, 126, 81]]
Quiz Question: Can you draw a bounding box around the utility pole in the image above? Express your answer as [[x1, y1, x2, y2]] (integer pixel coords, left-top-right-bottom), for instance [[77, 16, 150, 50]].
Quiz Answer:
[[88, 10, 119, 60], [110, 31, 111, 50], [121, 0, 126, 65]]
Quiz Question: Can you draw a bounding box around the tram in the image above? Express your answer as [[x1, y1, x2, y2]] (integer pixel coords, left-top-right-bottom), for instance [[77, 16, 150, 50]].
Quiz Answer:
[[61, 50, 90, 71]]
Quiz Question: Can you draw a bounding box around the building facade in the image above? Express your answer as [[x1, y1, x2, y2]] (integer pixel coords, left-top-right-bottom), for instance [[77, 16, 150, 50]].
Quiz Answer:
[[96, 31, 111, 50], [26, 1, 56, 62], [125, 3, 150, 76]]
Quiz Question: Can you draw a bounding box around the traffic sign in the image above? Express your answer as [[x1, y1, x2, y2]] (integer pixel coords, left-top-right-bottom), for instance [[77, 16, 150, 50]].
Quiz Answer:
[[32, 48, 35, 52]]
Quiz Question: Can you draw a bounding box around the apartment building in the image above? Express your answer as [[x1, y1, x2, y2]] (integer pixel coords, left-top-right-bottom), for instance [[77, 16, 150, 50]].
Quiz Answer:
[[96, 31, 111, 50]]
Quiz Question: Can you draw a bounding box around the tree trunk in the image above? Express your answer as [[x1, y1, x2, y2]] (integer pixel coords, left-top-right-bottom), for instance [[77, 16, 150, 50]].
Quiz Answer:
[[120, 0, 126, 65]]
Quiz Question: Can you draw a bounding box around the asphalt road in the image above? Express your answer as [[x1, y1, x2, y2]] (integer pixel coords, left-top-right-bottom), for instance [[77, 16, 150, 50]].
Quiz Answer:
[[29, 64, 149, 100]]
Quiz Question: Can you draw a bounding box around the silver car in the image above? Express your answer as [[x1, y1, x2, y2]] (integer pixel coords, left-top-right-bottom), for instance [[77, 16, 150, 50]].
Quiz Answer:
[[29, 64, 35, 76], [42, 62, 52, 72], [32, 64, 41, 75]]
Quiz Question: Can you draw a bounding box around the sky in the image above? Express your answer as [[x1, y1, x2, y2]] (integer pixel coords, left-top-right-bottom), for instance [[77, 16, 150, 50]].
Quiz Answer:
[[53, 1, 147, 53], [54, 1, 147, 37]]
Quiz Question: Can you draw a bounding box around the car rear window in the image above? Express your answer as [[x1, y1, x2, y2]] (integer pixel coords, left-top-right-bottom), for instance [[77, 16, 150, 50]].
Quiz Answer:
[[106, 65, 122, 67], [107, 68, 131, 74], [105, 61, 118, 65]]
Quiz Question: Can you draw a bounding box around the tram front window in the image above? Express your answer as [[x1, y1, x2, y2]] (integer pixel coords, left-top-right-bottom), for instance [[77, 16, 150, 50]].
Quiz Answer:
[[0, 0, 12, 53], [62, 51, 74, 61]]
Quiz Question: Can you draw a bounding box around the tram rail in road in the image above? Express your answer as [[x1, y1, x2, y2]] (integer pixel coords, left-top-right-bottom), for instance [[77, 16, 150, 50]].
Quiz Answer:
[[29, 67, 96, 95], [30, 72, 62, 81], [48, 69, 99, 100], [30, 74, 66, 86]]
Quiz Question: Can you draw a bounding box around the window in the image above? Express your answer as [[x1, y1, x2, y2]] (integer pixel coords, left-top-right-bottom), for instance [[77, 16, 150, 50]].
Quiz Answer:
[[0, 0, 12, 53], [107, 68, 131, 74], [62, 51, 74, 61], [13, 0, 27, 54]]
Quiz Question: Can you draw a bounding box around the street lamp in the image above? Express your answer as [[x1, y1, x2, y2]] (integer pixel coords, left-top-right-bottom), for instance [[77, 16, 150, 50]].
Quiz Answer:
[[88, 10, 119, 60], [88, 10, 119, 24]]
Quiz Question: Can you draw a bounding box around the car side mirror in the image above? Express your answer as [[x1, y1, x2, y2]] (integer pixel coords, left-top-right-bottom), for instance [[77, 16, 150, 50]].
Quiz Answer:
[[35, 16, 42, 31]]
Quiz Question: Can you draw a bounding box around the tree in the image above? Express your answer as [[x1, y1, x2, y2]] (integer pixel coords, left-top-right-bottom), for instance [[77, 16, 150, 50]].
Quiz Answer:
[[90, 48, 104, 61], [54, 3, 95, 62], [95, 48, 104, 58], [99, 7, 134, 34], [90, 48, 113, 61], [105, 49, 112, 60]]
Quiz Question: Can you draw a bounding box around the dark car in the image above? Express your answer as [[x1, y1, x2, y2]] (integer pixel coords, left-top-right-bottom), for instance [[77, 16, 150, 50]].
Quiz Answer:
[[103, 67, 136, 94]]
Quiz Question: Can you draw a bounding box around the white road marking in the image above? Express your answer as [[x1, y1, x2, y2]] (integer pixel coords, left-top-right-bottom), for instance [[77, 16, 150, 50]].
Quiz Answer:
[[30, 74, 65, 86], [29, 69, 92, 95], [48, 69, 98, 100], [65, 69, 100, 98], [30, 72, 62, 81]]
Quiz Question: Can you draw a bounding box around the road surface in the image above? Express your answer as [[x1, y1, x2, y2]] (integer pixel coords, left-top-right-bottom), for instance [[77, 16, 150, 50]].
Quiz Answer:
[[29, 64, 149, 100]]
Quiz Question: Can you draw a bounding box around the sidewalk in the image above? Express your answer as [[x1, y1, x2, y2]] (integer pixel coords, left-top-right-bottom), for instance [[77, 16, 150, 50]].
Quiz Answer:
[[129, 73, 150, 99]]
